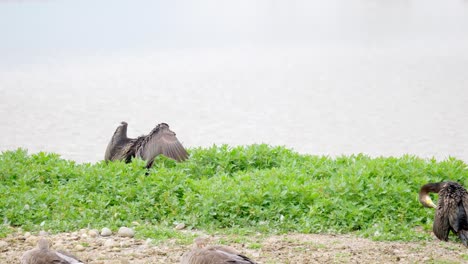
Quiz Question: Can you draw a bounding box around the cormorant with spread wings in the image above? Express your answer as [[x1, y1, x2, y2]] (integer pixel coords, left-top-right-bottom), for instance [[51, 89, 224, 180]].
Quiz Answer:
[[105, 122, 188, 168]]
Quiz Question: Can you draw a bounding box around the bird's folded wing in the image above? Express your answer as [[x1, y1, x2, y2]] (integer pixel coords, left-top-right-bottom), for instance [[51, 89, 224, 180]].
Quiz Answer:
[[205, 247, 257, 264], [433, 196, 451, 241], [22, 250, 71, 264], [462, 195, 468, 228]]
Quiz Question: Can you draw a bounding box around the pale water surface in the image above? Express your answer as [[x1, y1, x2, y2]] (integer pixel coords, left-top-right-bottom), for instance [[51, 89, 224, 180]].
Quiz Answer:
[[1, 0, 468, 163]]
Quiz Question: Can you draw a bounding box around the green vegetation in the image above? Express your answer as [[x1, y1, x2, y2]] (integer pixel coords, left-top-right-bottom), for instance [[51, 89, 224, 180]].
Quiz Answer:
[[0, 145, 467, 242]]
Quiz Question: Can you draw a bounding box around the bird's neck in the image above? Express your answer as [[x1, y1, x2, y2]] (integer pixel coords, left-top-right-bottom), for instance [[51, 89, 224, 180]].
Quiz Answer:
[[419, 182, 445, 208], [420, 182, 445, 194]]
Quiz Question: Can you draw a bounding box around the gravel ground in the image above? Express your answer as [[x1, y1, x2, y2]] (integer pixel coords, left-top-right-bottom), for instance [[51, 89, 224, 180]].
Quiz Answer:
[[1, 229, 468, 264]]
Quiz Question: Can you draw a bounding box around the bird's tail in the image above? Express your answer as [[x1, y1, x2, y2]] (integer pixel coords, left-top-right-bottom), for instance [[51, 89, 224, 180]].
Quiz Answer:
[[458, 230, 468, 247], [56, 252, 84, 264]]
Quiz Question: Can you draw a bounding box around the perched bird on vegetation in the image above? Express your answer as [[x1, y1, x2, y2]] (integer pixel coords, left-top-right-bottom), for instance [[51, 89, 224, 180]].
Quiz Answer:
[[21, 238, 83, 264], [419, 181, 468, 246], [181, 237, 258, 264], [104, 121, 188, 168]]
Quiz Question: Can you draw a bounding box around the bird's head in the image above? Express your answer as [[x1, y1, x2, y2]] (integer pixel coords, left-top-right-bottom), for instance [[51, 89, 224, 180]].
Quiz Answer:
[[418, 182, 442, 209], [37, 238, 50, 250], [194, 237, 209, 249], [419, 193, 437, 208]]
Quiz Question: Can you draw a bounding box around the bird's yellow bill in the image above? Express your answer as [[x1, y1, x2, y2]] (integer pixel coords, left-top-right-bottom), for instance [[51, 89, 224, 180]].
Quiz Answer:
[[425, 196, 437, 208]]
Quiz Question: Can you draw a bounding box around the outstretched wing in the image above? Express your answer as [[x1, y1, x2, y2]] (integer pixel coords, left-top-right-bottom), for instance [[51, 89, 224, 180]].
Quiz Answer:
[[136, 123, 188, 166], [105, 121, 131, 161]]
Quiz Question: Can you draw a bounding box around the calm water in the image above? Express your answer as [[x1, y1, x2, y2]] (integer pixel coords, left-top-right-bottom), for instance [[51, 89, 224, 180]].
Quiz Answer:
[[1, 0, 468, 163]]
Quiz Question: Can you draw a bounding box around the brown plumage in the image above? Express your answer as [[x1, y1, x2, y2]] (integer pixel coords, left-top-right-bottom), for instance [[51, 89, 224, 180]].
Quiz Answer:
[[419, 181, 468, 246], [21, 238, 83, 264], [105, 121, 188, 168], [180, 237, 258, 264]]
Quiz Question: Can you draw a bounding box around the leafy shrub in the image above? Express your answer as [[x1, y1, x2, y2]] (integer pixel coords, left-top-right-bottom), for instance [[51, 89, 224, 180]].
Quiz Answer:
[[0, 146, 467, 241]]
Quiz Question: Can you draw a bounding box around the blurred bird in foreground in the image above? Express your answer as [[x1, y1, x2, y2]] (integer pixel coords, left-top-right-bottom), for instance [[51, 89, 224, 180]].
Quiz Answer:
[[21, 238, 84, 264], [181, 237, 258, 264]]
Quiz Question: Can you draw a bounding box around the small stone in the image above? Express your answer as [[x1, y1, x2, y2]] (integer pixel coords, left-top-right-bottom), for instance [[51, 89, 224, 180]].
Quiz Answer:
[[117, 227, 134, 238], [0, 241, 8, 251], [79, 229, 87, 234], [24, 232, 31, 238], [54, 242, 64, 250], [104, 239, 115, 248], [111, 247, 121, 252], [88, 230, 99, 238], [75, 244, 85, 251], [119, 240, 132, 248], [80, 233, 88, 239], [25, 235, 39, 245], [145, 238, 153, 245], [101, 228, 112, 237], [131, 221, 140, 226], [39, 230, 49, 236], [175, 223, 185, 230]]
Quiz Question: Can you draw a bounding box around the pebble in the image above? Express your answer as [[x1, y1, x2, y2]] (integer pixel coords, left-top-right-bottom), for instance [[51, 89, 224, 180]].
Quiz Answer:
[[39, 230, 49, 236], [251, 252, 260, 258], [54, 242, 64, 250], [88, 229, 99, 238], [25, 235, 39, 245], [120, 240, 132, 247], [175, 223, 186, 230], [24, 232, 31, 238], [106, 260, 126, 264], [75, 244, 85, 251], [117, 227, 135, 238], [0, 241, 8, 251], [101, 228, 112, 237], [104, 239, 115, 248]]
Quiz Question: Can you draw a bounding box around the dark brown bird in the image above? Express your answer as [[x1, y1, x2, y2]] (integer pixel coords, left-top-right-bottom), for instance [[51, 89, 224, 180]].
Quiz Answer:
[[419, 181, 468, 246], [21, 238, 83, 264], [105, 122, 188, 168], [180, 237, 258, 264]]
